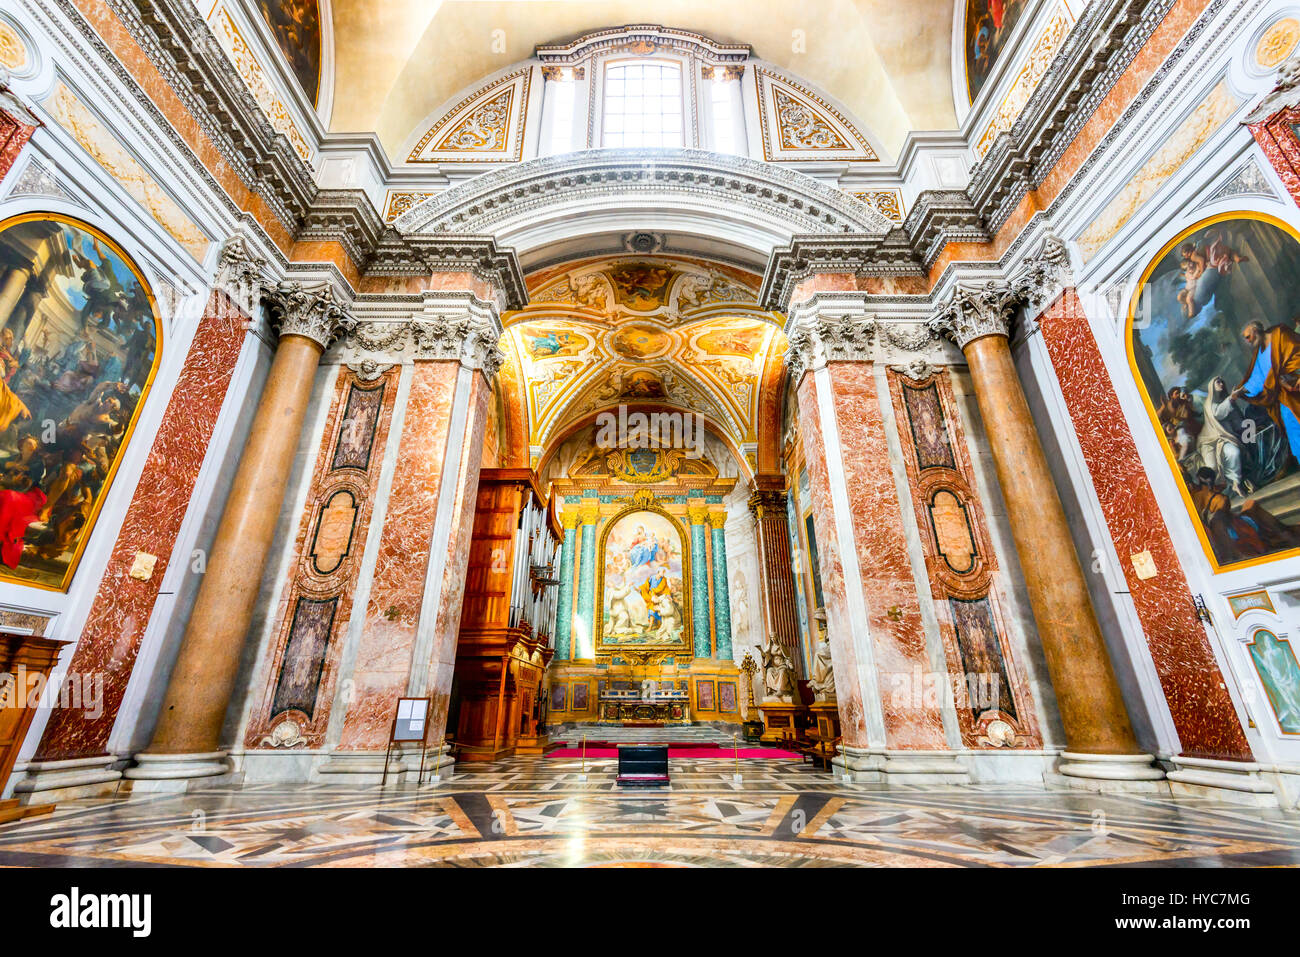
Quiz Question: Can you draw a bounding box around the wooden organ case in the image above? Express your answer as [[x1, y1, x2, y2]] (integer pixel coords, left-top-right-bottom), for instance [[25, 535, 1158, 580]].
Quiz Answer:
[[452, 469, 563, 761]]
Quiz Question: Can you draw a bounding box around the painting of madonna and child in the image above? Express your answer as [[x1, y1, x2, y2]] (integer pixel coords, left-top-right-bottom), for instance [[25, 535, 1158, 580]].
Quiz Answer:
[[0, 215, 158, 590], [1131, 214, 1300, 570], [599, 510, 689, 650]]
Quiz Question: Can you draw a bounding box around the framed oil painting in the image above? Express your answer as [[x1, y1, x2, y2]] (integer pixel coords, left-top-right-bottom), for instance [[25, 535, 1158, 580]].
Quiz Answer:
[[595, 504, 691, 654], [1128, 213, 1300, 571], [0, 214, 161, 590], [965, 0, 1028, 104]]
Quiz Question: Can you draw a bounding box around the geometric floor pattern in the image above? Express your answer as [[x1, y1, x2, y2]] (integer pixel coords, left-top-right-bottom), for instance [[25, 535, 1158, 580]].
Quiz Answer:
[[2, 756, 1299, 867]]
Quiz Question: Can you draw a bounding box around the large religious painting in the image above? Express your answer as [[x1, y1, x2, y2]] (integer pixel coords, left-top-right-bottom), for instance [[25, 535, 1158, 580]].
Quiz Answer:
[[254, 0, 322, 106], [0, 214, 161, 591], [596, 506, 691, 653], [1128, 213, 1300, 571], [965, 0, 1027, 103]]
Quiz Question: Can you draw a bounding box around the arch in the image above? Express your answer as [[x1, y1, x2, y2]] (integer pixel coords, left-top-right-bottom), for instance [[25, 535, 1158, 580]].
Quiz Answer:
[[395, 148, 893, 271], [536, 403, 756, 486], [0, 211, 163, 591]]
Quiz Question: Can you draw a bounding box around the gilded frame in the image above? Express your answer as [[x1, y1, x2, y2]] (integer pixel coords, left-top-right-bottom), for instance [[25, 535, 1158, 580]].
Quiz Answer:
[[593, 497, 693, 658], [1125, 210, 1300, 573], [0, 212, 163, 592]]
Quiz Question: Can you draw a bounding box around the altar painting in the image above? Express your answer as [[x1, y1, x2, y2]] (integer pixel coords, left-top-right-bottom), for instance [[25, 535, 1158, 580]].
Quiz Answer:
[[598, 509, 690, 651], [0, 214, 161, 590], [1129, 214, 1300, 570], [965, 0, 1027, 103]]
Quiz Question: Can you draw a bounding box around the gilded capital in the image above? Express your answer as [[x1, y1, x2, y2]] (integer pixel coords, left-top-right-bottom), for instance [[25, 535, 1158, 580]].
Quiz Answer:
[[560, 509, 581, 529], [578, 504, 601, 525], [688, 505, 711, 526], [707, 510, 728, 530], [747, 488, 786, 519]]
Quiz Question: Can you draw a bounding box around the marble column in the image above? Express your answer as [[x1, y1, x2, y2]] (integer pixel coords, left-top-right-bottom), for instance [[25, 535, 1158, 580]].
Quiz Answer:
[[126, 281, 353, 782], [553, 510, 579, 660], [930, 281, 1163, 787], [709, 511, 732, 660], [748, 485, 801, 651], [688, 505, 712, 659], [572, 504, 600, 660]]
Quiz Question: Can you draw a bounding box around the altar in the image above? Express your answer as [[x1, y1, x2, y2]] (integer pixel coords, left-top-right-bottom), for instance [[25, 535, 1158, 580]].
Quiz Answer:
[[598, 689, 691, 725]]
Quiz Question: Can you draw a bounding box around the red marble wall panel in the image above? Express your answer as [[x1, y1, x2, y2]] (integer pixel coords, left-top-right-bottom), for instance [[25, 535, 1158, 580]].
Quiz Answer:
[[795, 372, 871, 750], [336, 360, 459, 751], [243, 367, 400, 750], [1038, 288, 1253, 761], [0, 110, 37, 183], [825, 362, 946, 750], [1248, 106, 1300, 208], [36, 290, 247, 760]]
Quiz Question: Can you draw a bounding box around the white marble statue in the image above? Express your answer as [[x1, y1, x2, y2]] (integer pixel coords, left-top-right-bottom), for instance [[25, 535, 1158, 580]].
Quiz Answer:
[[809, 636, 836, 702], [760, 636, 797, 703]]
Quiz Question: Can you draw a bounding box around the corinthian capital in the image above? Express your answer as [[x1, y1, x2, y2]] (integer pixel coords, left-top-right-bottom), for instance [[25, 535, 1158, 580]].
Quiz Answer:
[[213, 235, 267, 317], [262, 281, 356, 349], [927, 280, 1018, 350], [1012, 234, 1071, 310], [411, 315, 505, 374], [783, 311, 877, 381], [347, 313, 505, 374]]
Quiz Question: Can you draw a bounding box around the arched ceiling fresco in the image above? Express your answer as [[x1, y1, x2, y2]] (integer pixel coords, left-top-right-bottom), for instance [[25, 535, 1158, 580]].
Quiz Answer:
[[501, 255, 788, 469]]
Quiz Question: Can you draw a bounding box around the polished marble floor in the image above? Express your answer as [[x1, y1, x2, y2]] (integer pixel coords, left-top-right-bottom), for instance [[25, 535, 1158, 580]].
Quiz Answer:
[[2, 756, 1299, 867]]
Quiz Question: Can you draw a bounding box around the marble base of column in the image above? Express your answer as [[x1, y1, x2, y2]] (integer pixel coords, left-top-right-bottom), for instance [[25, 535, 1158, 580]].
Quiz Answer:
[[315, 745, 455, 785], [122, 751, 232, 789], [832, 745, 970, 785], [1056, 751, 1167, 792], [11, 755, 122, 804], [1167, 755, 1279, 806]]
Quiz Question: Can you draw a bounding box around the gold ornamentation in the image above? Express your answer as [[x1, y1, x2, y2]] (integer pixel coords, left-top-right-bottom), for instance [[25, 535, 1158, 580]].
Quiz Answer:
[[210, 7, 311, 162], [561, 509, 582, 529], [773, 87, 849, 151], [755, 67, 877, 162], [605, 447, 687, 484], [0, 21, 28, 71], [1257, 17, 1300, 69], [706, 510, 727, 530], [579, 503, 601, 525], [975, 6, 1073, 159], [688, 505, 710, 525], [385, 191, 434, 222], [408, 69, 530, 163], [852, 190, 904, 224]]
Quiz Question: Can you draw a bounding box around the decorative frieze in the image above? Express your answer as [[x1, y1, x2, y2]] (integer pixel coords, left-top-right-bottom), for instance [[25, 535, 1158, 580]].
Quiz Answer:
[[784, 310, 877, 381], [347, 314, 505, 374]]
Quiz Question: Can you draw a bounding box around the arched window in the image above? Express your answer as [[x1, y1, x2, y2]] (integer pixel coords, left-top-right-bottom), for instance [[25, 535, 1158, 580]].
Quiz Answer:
[[600, 60, 684, 148]]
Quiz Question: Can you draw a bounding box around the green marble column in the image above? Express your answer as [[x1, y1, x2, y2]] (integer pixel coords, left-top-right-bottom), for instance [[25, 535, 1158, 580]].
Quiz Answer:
[[709, 511, 732, 660], [688, 505, 711, 659], [572, 505, 600, 660], [553, 510, 579, 660]]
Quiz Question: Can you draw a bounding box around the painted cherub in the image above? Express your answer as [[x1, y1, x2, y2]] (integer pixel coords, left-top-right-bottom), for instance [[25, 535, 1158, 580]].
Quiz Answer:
[[1177, 242, 1207, 318]]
